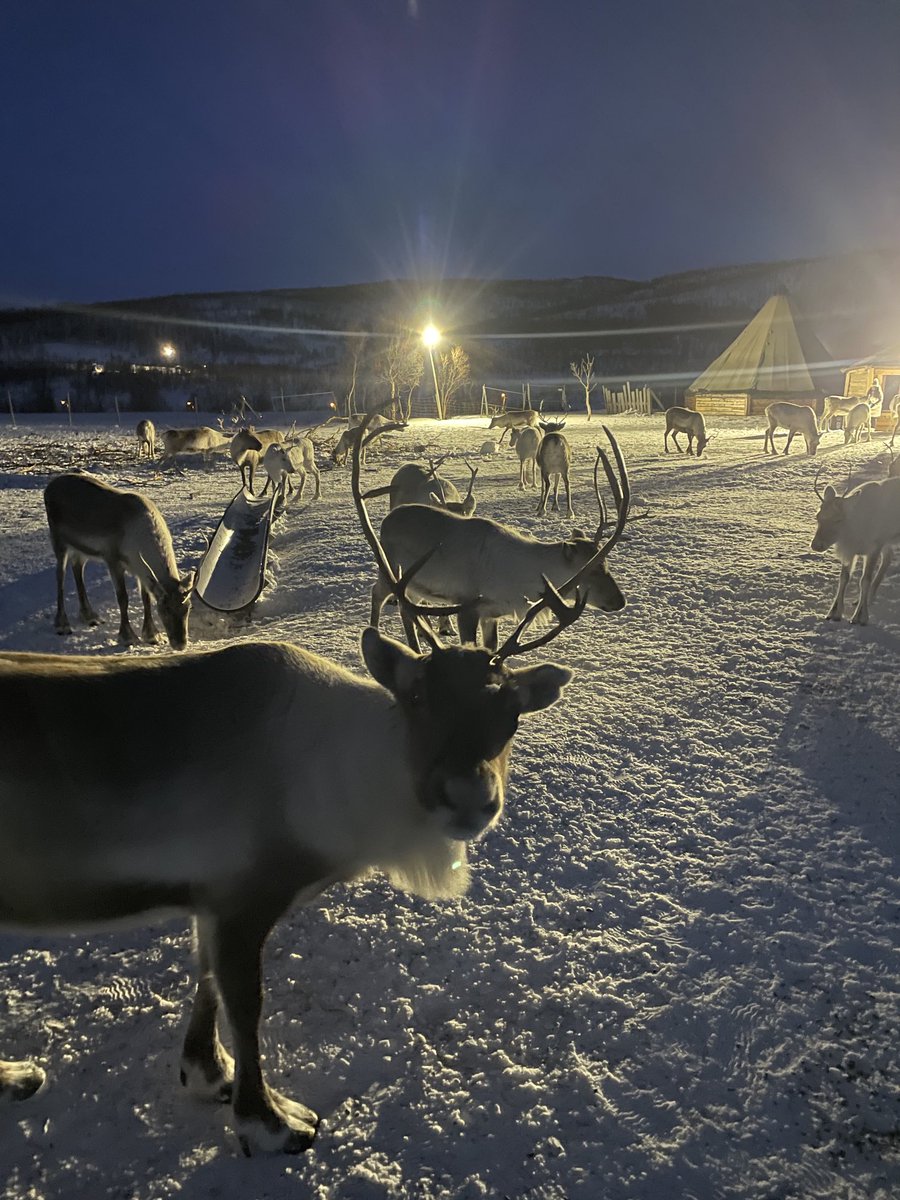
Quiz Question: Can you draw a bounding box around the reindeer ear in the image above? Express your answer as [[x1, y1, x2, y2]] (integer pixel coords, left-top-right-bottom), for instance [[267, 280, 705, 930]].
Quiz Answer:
[[824, 485, 837, 500], [507, 663, 573, 713], [361, 627, 423, 694]]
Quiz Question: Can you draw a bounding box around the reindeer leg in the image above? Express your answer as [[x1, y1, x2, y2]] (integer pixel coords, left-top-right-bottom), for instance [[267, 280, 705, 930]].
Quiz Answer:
[[209, 905, 318, 1155], [851, 552, 882, 625], [825, 562, 851, 621], [140, 584, 161, 643], [0, 1058, 46, 1102], [109, 564, 140, 643], [180, 916, 234, 1103], [457, 606, 481, 647], [72, 559, 99, 625], [312, 464, 321, 499], [564, 475, 574, 518], [552, 476, 561, 511], [783, 430, 795, 455], [869, 547, 892, 603], [53, 548, 73, 633], [481, 618, 500, 653]]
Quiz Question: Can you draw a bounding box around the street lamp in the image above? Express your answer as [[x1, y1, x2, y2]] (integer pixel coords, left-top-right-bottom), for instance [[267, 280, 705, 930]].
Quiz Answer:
[[422, 324, 441, 418], [160, 342, 177, 363]]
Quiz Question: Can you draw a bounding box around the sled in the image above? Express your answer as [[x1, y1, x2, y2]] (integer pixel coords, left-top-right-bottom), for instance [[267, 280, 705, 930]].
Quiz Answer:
[[194, 487, 276, 614]]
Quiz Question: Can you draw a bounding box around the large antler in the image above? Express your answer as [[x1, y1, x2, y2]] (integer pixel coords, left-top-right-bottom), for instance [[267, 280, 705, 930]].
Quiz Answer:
[[350, 410, 461, 652], [494, 426, 629, 663], [591, 425, 630, 554]]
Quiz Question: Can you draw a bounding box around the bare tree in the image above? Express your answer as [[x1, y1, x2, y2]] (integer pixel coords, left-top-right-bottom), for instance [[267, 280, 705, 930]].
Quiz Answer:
[[434, 344, 471, 420], [570, 354, 598, 421], [374, 335, 424, 421], [342, 334, 370, 419]]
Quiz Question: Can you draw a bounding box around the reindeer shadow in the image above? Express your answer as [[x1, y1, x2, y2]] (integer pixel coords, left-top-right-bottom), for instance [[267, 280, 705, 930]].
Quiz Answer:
[[776, 620, 900, 865]]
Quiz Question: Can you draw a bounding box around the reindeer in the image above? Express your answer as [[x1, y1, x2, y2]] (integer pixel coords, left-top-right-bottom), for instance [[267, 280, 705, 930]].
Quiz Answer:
[[136, 418, 156, 459], [1, 415, 578, 1157], [332, 413, 397, 466], [514, 426, 542, 489], [664, 407, 710, 457], [842, 402, 873, 446], [288, 437, 321, 500], [43, 472, 194, 649], [488, 409, 539, 446], [368, 428, 629, 650], [537, 431, 574, 516], [820, 394, 861, 433], [159, 426, 231, 467], [362, 458, 478, 515], [763, 402, 821, 457], [811, 471, 900, 625], [230, 428, 264, 492], [260, 441, 320, 503]]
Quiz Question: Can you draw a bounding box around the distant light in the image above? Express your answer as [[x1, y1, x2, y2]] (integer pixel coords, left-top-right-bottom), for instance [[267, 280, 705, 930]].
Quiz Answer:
[[422, 323, 441, 349], [160, 342, 176, 360]]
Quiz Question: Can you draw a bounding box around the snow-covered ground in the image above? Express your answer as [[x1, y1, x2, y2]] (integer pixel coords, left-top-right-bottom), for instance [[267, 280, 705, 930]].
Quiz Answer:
[[1, 412, 898, 1200]]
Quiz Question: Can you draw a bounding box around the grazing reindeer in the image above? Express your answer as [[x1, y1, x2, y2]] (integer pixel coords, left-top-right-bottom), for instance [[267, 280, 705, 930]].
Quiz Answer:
[[1, 417, 577, 1156], [44, 472, 194, 649], [136, 418, 156, 459], [230, 428, 264, 492], [811, 471, 900, 624], [488, 409, 539, 446], [664, 407, 710, 457], [514, 426, 542, 489], [537, 431, 574, 516], [843, 402, 873, 446], [369, 428, 630, 650], [763, 402, 821, 457], [160, 426, 231, 467]]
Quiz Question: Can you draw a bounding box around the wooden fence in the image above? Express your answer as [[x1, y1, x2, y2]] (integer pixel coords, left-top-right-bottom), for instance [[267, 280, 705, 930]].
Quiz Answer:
[[601, 382, 661, 414]]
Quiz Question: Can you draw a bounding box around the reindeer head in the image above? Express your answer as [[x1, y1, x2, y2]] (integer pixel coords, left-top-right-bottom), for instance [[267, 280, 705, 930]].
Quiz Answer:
[[811, 467, 854, 551], [150, 573, 194, 650], [362, 629, 570, 841]]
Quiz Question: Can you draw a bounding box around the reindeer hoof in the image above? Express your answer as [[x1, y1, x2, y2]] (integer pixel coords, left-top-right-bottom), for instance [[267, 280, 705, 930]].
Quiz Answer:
[[233, 1092, 319, 1156]]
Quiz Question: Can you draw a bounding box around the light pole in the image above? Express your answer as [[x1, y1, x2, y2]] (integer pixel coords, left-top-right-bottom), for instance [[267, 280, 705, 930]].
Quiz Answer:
[[422, 323, 441, 419]]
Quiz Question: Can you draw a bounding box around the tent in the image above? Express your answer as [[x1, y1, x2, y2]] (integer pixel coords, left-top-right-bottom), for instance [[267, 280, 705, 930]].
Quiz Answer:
[[685, 294, 840, 416]]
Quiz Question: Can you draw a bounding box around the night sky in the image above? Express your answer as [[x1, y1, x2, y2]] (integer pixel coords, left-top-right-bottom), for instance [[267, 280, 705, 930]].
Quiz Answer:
[[2, 0, 898, 305]]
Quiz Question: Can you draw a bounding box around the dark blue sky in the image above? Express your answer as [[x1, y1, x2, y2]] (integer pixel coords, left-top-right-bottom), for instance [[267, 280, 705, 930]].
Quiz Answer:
[[1, 0, 898, 304]]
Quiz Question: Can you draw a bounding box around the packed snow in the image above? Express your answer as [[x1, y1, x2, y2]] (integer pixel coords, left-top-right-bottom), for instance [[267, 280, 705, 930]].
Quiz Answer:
[[0, 411, 898, 1200]]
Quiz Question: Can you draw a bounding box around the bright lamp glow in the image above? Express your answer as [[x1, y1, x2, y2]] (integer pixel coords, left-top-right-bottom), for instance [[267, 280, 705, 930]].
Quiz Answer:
[[160, 342, 176, 360], [422, 323, 440, 349]]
